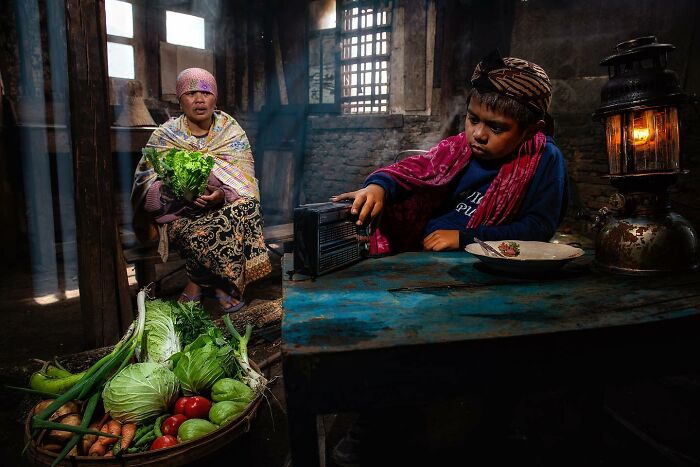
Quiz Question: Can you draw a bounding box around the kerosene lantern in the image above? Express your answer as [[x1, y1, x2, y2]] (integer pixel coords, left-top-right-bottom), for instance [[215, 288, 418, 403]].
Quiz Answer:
[[593, 36, 699, 274]]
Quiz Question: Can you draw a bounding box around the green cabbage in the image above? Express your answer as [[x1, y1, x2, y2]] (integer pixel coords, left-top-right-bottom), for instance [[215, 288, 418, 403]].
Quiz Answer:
[[171, 329, 235, 395], [141, 299, 181, 369], [102, 363, 180, 423], [143, 147, 215, 202]]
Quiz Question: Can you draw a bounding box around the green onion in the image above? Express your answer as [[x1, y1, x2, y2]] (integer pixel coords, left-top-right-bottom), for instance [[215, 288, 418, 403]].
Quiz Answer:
[[222, 317, 267, 392], [4, 385, 60, 398]]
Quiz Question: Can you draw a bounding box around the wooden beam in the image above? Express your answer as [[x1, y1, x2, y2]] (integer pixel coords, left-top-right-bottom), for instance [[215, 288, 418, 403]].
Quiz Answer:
[[404, 0, 427, 111], [272, 18, 289, 106], [143, 2, 162, 99], [64, 0, 132, 348]]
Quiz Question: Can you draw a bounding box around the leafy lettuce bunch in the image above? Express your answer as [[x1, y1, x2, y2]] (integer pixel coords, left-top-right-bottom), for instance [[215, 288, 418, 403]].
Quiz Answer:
[[143, 147, 215, 202]]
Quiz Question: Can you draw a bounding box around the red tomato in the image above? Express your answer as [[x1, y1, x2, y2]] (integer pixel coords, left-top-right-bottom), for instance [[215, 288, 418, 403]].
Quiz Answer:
[[184, 396, 212, 419], [173, 396, 190, 415], [161, 414, 188, 436], [150, 435, 178, 450]]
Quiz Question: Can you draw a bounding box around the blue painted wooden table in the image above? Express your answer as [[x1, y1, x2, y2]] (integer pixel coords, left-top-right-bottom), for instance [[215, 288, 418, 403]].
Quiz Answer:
[[282, 251, 700, 466]]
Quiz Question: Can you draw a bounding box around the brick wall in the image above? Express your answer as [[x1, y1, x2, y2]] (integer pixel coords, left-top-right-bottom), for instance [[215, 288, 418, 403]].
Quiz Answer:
[[301, 115, 444, 203]]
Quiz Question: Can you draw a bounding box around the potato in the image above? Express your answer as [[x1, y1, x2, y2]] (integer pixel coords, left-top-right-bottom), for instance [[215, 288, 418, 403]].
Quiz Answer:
[[47, 413, 82, 444], [32, 399, 55, 416]]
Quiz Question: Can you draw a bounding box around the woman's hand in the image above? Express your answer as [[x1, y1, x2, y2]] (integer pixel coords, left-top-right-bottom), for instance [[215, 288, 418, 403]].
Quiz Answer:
[[192, 185, 225, 210], [331, 184, 385, 226], [422, 230, 460, 251]]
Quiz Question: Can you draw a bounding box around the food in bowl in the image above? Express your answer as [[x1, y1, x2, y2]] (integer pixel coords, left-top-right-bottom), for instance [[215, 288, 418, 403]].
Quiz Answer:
[[497, 241, 520, 257]]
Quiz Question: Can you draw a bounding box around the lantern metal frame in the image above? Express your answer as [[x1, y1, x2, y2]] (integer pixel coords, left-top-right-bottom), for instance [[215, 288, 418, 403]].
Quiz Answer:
[[592, 36, 699, 274]]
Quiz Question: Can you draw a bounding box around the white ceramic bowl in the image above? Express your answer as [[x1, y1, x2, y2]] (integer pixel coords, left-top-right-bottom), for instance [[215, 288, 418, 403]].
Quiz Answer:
[[465, 240, 585, 273]]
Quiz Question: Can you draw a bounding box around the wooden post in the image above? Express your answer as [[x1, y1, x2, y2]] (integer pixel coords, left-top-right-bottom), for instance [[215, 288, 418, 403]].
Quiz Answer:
[[404, 0, 427, 111], [64, 0, 133, 348], [272, 18, 289, 106]]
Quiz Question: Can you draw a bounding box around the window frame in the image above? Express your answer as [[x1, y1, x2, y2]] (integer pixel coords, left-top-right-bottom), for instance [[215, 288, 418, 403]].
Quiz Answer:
[[307, 0, 342, 114], [338, 0, 393, 115], [105, 0, 136, 80], [164, 10, 207, 50], [308, 26, 341, 113]]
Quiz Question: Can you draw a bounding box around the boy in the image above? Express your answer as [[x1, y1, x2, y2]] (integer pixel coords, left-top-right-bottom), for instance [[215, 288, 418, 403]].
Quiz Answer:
[[329, 51, 568, 466], [332, 51, 568, 254]]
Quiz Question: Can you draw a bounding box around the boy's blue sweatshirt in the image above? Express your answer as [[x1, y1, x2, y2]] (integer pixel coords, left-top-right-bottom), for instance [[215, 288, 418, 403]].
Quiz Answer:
[[365, 136, 568, 249]]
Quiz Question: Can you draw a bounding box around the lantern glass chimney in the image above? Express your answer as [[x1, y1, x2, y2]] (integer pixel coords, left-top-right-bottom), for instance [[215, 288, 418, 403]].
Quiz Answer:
[[604, 107, 680, 175]]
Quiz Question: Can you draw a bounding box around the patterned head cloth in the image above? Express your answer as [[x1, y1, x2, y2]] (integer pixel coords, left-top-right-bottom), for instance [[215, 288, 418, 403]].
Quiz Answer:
[[470, 50, 552, 117], [176, 68, 218, 99]]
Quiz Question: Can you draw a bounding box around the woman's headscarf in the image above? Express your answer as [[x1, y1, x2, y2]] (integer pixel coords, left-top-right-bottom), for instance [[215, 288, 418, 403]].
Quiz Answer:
[[470, 50, 552, 118], [176, 67, 218, 99]]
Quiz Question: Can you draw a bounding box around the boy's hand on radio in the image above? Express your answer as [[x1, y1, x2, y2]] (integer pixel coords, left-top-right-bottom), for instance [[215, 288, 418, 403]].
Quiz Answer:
[[331, 184, 385, 226], [423, 230, 460, 251]]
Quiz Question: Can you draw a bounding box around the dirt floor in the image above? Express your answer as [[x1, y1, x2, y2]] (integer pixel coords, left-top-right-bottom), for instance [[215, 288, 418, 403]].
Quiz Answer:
[[3, 252, 700, 466]]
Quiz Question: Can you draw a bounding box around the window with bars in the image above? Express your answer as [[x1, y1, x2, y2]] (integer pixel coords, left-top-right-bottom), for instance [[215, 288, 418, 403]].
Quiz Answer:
[[340, 1, 392, 114]]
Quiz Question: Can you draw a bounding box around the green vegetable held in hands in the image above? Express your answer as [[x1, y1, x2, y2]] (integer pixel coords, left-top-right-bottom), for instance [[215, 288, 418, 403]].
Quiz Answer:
[[208, 400, 248, 426], [143, 147, 215, 202], [177, 419, 218, 443], [210, 378, 253, 403]]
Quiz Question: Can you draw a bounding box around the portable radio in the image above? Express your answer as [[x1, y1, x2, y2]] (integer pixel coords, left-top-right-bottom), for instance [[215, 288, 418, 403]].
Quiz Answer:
[[293, 201, 369, 276]]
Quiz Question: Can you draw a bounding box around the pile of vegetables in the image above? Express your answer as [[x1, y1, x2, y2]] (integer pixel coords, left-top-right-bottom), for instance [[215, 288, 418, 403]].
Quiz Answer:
[[143, 147, 215, 202], [16, 290, 265, 465]]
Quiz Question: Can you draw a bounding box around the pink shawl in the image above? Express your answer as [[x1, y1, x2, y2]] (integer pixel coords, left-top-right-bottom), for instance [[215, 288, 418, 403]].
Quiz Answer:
[[368, 131, 547, 255]]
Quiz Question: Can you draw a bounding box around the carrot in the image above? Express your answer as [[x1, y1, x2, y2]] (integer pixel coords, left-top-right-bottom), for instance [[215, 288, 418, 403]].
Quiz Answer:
[[96, 419, 121, 446], [88, 441, 108, 456], [87, 417, 120, 456], [81, 415, 108, 455], [120, 423, 137, 450], [81, 421, 100, 454], [104, 450, 114, 457]]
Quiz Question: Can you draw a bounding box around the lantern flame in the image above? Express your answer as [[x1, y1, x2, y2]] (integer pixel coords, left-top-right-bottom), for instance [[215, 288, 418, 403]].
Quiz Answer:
[[633, 127, 651, 145]]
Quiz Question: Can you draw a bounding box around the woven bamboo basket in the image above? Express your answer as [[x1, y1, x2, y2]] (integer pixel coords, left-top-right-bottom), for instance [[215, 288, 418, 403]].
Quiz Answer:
[[23, 362, 264, 467]]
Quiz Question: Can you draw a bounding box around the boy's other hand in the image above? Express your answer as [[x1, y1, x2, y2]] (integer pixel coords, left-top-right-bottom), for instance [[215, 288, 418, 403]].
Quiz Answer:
[[331, 184, 385, 226], [423, 230, 460, 251]]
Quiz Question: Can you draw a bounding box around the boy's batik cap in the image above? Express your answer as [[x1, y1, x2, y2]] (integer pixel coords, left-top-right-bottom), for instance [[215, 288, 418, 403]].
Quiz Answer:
[[176, 67, 218, 99], [471, 49, 552, 118]]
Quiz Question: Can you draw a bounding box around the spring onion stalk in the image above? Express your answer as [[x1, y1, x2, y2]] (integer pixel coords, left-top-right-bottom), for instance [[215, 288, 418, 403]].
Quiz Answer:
[[28, 290, 147, 454], [31, 419, 120, 437], [222, 317, 267, 392], [51, 391, 102, 467], [4, 385, 60, 398]]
